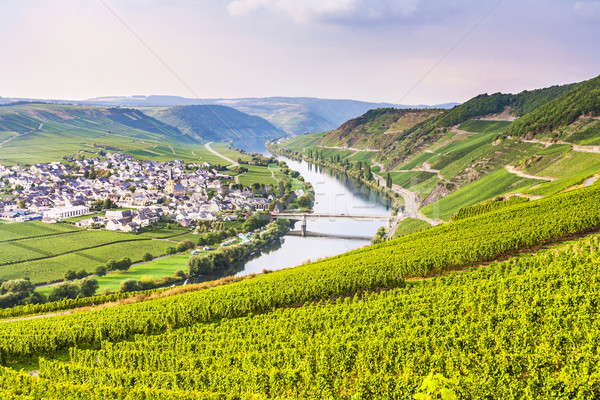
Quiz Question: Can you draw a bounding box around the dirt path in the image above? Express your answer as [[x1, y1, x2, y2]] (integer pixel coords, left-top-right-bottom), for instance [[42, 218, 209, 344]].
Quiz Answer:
[[0, 122, 43, 147], [268, 165, 280, 182], [168, 146, 176, 154], [505, 165, 556, 181], [317, 145, 381, 152], [204, 142, 238, 168], [523, 138, 600, 154]]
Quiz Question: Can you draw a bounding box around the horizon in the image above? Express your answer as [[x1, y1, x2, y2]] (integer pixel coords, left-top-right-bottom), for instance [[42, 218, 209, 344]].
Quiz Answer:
[[1, 0, 599, 104]]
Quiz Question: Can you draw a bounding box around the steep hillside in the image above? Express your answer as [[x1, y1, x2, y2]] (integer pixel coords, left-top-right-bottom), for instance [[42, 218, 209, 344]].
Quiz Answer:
[[0, 103, 202, 165], [274, 75, 600, 221], [148, 104, 286, 143], [506, 75, 600, 139], [318, 108, 442, 150]]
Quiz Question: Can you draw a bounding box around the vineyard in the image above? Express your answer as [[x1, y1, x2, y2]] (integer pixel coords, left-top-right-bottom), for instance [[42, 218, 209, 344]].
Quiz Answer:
[[0, 224, 175, 284], [0, 183, 599, 397]]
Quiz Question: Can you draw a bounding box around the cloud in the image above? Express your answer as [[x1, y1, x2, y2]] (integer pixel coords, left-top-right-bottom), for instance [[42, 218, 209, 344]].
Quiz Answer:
[[226, 0, 421, 25], [574, 1, 600, 19]]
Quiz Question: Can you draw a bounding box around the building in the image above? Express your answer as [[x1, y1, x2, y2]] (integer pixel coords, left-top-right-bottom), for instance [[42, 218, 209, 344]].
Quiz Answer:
[[43, 205, 89, 220]]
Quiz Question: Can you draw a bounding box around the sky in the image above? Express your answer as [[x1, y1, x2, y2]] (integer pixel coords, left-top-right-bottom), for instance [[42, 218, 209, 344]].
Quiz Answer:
[[0, 0, 599, 104]]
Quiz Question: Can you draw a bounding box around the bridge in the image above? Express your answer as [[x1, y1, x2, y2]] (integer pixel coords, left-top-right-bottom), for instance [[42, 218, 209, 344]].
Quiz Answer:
[[272, 213, 400, 237]]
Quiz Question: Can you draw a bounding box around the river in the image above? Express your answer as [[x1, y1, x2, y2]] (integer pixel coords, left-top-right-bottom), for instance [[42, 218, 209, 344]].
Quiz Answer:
[[229, 155, 392, 276]]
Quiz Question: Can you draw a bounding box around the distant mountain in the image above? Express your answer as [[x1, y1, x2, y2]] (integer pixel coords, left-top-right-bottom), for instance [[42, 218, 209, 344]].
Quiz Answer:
[[80, 95, 458, 135], [147, 104, 286, 144]]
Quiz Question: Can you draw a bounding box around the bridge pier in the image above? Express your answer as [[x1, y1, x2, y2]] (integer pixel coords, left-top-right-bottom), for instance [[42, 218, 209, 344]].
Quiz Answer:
[[301, 216, 307, 237], [387, 218, 391, 229]]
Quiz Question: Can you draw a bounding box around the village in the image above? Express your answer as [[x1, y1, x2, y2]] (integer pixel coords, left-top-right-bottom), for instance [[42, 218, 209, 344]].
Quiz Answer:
[[0, 151, 275, 231]]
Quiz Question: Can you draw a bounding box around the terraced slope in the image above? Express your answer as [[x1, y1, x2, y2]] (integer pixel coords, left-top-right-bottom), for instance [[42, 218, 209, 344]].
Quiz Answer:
[[0, 182, 599, 398], [274, 75, 600, 221]]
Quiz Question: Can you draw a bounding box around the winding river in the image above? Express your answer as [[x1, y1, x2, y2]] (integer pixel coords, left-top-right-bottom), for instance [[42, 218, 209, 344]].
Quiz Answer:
[[228, 156, 392, 276]]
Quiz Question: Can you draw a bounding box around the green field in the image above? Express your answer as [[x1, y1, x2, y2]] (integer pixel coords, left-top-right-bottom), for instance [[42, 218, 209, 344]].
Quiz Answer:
[[393, 217, 432, 237], [422, 169, 540, 220]]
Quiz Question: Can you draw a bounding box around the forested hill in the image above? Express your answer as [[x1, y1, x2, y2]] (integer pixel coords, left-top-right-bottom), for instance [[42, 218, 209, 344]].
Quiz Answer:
[[506, 75, 600, 138], [148, 104, 286, 143], [275, 74, 600, 222]]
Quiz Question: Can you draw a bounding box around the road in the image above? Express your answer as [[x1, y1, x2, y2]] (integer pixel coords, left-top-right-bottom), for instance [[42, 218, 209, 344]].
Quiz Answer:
[[373, 173, 443, 227], [504, 165, 556, 181], [204, 142, 238, 168]]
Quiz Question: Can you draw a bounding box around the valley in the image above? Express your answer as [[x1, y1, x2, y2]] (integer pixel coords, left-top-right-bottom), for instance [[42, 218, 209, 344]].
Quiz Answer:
[[1, 75, 600, 398]]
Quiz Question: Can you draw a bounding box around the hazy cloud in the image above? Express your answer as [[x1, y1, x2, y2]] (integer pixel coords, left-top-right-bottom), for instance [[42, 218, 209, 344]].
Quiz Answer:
[[227, 0, 421, 24]]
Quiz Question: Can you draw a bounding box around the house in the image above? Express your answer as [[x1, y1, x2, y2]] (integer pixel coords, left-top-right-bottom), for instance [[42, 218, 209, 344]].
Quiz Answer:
[[43, 205, 90, 220]]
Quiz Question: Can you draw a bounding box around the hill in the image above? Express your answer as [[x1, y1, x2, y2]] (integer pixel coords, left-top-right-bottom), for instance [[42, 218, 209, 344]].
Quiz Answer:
[[506, 74, 600, 139], [34, 95, 456, 135], [0, 103, 205, 165], [272, 75, 600, 222], [1, 181, 600, 397], [147, 104, 286, 144]]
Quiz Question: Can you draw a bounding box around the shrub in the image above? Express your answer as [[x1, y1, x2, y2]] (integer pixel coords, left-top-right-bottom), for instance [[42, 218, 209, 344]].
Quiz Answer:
[[119, 279, 140, 293], [142, 252, 153, 262], [165, 247, 176, 255], [176, 239, 194, 253]]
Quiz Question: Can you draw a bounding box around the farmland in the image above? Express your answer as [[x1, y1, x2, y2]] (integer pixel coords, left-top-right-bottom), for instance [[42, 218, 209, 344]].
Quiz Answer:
[[0, 223, 175, 284]]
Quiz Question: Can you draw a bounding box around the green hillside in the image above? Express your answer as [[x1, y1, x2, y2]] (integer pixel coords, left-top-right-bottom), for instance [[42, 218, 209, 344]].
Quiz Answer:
[[0, 103, 206, 165], [148, 104, 286, 143], [1, 182, 600, 397], [506, 75, 600, 138], [274, 75, 600, 221]]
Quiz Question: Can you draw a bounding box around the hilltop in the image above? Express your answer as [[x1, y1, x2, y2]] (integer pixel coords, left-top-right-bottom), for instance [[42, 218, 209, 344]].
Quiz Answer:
[[273, 75, 600, 222]]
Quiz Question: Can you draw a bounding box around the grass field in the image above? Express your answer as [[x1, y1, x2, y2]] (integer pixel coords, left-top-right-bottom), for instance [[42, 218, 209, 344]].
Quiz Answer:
[[421, 169, 540, 221]]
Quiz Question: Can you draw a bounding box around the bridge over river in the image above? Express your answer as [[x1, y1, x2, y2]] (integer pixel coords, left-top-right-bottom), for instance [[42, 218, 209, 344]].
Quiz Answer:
[[272, 213, 401, 238]]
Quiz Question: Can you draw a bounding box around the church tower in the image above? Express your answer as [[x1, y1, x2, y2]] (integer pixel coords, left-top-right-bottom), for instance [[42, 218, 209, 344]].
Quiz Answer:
[[166, 168, 175, 195]]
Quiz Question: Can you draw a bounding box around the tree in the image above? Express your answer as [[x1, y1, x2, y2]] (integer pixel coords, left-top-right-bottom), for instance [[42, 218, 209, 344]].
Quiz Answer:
[[119, 279, 139, 293], [105, 259, 117, 271], [142, 252, 153, 262], [79, 278, 99, 297], [165, 247, 176, 255], [17, 199, 26, 209], [64, 270, 77, 281], [76, 269, 88, 279], [102, 198, 114, 209], [386, 173, 392, 189], [48, 283, 80, 302], [0, 279, 35, 296], [188, 256, 214, 276], [117, 257, 132, 271], [95, 265, 107, 277]]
